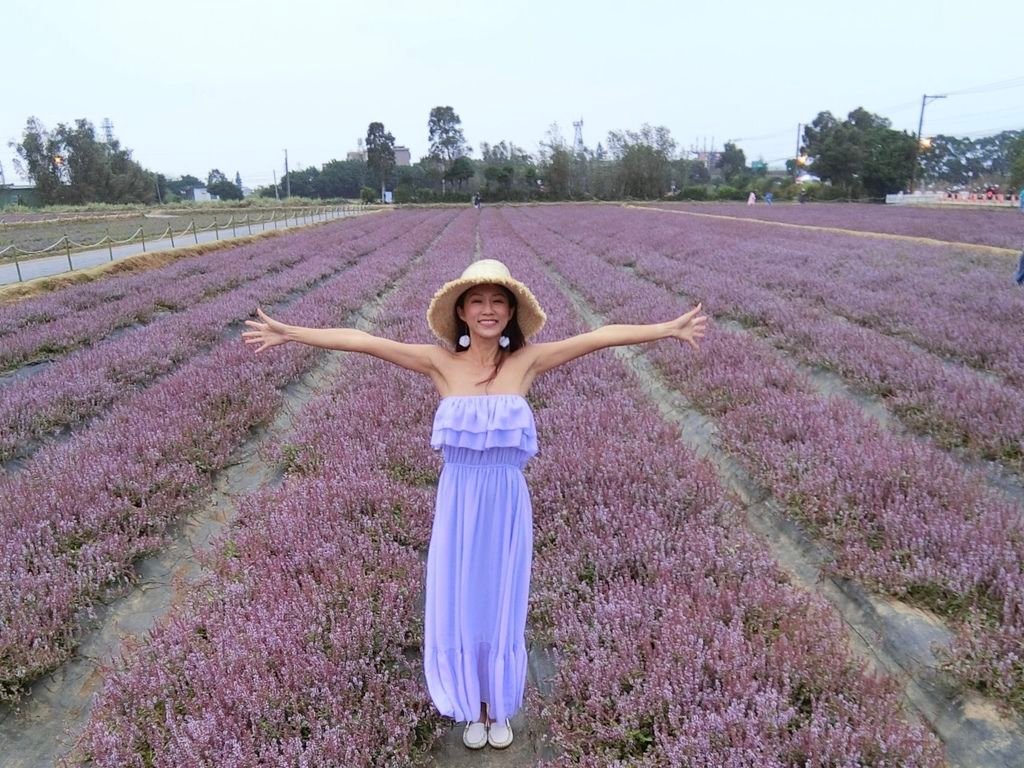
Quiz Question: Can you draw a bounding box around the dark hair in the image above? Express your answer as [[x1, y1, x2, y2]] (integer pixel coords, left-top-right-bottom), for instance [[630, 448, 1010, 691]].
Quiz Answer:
[[452, 284, 526, 387]]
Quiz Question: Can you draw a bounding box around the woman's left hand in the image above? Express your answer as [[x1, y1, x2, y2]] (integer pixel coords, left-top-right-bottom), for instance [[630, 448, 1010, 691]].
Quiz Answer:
[[668, 304, 708, 350]]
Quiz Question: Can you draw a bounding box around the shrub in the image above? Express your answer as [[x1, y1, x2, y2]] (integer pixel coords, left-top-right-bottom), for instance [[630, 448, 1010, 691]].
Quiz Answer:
[[679, 186, 708, 201], [714, 185, 746, 201]]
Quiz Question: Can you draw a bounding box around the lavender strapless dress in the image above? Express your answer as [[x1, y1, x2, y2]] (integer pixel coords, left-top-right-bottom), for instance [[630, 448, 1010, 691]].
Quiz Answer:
[[423, 394, 536, 722]]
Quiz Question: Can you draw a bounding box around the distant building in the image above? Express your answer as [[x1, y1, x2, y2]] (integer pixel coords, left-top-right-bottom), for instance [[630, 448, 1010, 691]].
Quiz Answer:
[[347, 145, 410, 165], [190, 186, 213, 202], [692, 150, 721, 171], [0, 184, 40, 208]]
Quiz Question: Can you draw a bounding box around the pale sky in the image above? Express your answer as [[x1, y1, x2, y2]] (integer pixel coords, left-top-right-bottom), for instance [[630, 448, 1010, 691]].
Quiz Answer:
[[3, 0, 1022, 189]]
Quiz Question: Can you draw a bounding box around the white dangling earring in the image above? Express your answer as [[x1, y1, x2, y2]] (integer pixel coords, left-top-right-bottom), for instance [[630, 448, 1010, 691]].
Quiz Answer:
[[499, 335, 510, 349], [458, 334, 471, 348]]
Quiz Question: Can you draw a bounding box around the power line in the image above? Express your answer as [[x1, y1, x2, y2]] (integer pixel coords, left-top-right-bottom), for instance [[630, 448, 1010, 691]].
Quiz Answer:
[[943, 75, 1024, 97], [928, 105, 1024, 126], [726, 128, 793, 143], [941, 124, 1024, 138]]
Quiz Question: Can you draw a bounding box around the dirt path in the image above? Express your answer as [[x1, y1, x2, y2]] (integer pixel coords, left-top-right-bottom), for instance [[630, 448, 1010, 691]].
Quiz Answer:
[[428, 213, 559, 767], [428, 644, 558, 766]]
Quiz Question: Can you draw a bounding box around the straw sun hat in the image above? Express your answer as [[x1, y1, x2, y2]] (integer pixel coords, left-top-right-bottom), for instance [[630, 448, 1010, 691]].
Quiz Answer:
[[426, 259, 546, 344]]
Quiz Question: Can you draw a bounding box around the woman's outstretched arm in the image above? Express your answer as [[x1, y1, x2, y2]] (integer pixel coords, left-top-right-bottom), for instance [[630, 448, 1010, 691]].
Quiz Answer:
[[242, 307, 440, 375], [527, 304, 707, 376]]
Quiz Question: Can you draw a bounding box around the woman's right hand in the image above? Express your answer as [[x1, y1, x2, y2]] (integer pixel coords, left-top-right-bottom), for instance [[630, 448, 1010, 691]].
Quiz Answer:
[[242, 307, 290, 353]]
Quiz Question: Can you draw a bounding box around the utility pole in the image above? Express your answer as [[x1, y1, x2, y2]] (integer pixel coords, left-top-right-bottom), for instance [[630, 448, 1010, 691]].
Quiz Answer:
[[283, 149, 290, 198], [794, 123, 802, 181], [911, 93, 946, 193], [273, 169, 280, 201]]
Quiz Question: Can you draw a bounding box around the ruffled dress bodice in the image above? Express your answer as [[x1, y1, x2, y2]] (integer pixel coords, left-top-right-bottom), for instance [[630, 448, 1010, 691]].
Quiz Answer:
[[431, 394, 538, 469]]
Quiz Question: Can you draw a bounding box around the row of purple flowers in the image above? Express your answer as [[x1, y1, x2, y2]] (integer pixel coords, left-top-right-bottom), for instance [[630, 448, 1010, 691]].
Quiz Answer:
[[0, 214, 388, 372], [505, 206, 1024, 713], [651, 202, 1024, 250], [543, 206, 1024, 470], [0, 213, 427, 465]]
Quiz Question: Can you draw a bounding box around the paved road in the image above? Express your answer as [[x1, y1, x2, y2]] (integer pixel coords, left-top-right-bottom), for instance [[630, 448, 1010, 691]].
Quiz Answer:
[[0, 208, 362, 286]]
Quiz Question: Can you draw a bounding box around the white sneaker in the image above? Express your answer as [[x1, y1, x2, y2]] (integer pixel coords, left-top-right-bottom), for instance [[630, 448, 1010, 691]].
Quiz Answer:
[[462, 720, 488, 749], [487, 718, 513, 749]]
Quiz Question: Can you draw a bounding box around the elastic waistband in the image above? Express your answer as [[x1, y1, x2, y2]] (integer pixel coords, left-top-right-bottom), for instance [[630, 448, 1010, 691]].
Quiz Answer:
[[441, 445, 530, 469], [444, 462, 524, 471]]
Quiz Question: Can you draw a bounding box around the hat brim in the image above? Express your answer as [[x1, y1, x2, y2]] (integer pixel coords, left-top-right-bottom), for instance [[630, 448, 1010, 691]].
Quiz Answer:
[[427, 275, 546, 344]]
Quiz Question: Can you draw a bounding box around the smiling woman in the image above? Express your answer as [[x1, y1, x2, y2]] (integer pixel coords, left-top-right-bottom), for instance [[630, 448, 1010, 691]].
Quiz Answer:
[[241, 256, 706, 750]]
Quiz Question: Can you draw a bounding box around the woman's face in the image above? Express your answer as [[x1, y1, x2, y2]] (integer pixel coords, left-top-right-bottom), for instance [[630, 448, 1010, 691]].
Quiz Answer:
[[457, 284, 514, 342]]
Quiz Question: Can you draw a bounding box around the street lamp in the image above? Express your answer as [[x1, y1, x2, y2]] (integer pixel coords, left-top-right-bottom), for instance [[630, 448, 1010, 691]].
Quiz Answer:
[[911, 93, 946, 193]]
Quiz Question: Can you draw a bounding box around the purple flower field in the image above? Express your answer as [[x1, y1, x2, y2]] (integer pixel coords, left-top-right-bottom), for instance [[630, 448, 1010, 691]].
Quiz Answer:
[[7, 202, 1022, 764], [651, 201, 1024, 250], [0, 210, 453, 698], [531, 206, 1024, 467], [504, 205, 1024, 714], [63, 208, 942, 766]]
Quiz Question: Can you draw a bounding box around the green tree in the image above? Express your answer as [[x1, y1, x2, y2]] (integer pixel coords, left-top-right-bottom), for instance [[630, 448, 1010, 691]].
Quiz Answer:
[[319, 159, 367, 198], [1010, 135, 1024, 191], [208, 179, 243, 200], [919, 135, 980, 187], [716, 142, 747, 185], [166, 174, 204, 199], [479, 140, 535, 196], [208, 169, 228, 187], [10, 116, 155, 205], [428, 106, 468, 171], [496, 164, 514, 192], [861, 127, 916, 198], [479, 140, 530, 165], [803, 108, 915, 197], [802, 111, 861, 191], [921, 130, 1023, 188], [545, 147, 572, 197], [445, 156, 475, 190], [366, 121, 396, 199], [483, 164, 501, 189], [10, 117, 65, 202], [606, 124, 676, 198], [281, 167, 320, 198]]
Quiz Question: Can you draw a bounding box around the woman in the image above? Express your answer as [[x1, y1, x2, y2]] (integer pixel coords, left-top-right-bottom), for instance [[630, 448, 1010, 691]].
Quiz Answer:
[[242, 259, 707, 750]]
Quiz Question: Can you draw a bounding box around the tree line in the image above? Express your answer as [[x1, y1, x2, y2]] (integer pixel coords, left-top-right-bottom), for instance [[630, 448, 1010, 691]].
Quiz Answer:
[[8, 108, 1024, 208], [8, 118, 248, 206]]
